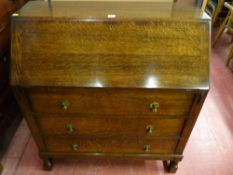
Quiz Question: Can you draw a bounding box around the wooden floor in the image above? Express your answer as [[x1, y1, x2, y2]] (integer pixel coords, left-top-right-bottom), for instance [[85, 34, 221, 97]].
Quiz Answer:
[[1, 29, 233, 175]]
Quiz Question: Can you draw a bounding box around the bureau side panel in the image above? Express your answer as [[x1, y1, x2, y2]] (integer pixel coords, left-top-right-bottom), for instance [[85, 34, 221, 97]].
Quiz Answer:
[[13, 88, 46, 151], [175, 90, 208, 154]]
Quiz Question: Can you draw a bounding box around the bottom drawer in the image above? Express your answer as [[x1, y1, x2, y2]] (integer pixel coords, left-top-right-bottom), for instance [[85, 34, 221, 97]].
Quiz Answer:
[[44, 136, 178, 154]]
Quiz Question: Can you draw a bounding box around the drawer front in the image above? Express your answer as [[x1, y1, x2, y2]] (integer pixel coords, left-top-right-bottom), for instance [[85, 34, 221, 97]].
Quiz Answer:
[[28, 88, 194, 116], [44, 135, 178, 154], [36, 114, 185, 137]]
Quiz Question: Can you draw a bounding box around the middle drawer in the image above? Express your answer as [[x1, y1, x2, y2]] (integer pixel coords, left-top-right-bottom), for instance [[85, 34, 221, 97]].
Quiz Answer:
[[35, 114, 185, 137]]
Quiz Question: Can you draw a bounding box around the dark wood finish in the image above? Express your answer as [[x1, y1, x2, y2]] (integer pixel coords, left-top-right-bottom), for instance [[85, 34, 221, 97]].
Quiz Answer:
[[11, 1, 210, 173], [35, 114, 185, 137], [175, 92, 208, 154], [39, 151, 183, 160], [11, 2, 209, 89], [44, 135, 178, 154], [13, 88, 46, 151], [28, 88, 194, 115]]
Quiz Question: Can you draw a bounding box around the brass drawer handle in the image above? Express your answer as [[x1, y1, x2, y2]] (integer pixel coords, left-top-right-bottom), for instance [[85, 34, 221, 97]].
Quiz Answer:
[[150, 102, 159, 112], [66, 124, 75, 133], [61, 100, 70, 110], [71, 144, 78, 151], [146, 124, 154, 134], [144, 144, 150, 153]]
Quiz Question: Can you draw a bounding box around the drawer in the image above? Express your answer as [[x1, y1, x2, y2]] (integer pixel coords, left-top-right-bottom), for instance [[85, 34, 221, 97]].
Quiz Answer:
[[28, 88, 194, 116], [36, 114, 185, 137], [44, 135, 178, 154]]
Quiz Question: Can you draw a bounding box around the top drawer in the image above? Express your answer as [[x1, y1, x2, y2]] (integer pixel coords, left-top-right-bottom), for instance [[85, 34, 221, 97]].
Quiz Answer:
[[27, 88, 194, 116]]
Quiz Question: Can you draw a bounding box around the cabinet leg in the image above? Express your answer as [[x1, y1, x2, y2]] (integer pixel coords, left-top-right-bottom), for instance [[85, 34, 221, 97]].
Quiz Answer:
[[43, 158, 53, 171], [163, 160, 178, 173], [169, 160, 178, 173]]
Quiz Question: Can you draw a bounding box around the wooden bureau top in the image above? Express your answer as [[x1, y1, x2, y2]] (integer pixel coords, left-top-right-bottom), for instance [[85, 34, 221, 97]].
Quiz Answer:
[[16, 1, 209, 21], [11, 1, 210, 90]]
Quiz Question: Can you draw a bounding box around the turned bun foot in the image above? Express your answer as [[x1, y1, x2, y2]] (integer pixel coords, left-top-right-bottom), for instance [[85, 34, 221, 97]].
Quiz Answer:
[[43, 158, 53, 171], [163, 160, 178, 173]]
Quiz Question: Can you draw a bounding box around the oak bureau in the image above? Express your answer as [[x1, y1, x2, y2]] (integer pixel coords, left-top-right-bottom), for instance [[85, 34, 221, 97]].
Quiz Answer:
[[10, 1, 210, 173]]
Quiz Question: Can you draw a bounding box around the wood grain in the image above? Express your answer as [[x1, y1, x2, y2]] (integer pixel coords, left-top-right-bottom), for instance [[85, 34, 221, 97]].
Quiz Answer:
[[44, 135, 178, 154], [35, 114, 185, 137], [11, 11, 210, 89], [13, 88, 46, 151], [10, 1, 210, 172], [17, 1, 207, 20], [27, 88, 194, 116]]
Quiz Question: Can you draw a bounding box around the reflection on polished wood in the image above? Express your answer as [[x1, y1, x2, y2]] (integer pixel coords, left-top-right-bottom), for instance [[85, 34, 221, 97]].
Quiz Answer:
[[17, 1, 204, 19], [11, 1, 210, 173], [12, 21, 209, 89], [12, 1, 209, 89]]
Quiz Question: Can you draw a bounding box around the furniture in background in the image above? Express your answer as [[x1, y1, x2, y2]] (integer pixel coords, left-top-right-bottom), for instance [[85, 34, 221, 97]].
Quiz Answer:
[[176, 0, 203, 7], [205, 0, 225, 24], [11, 1, 210, 173], [204, 0, 232, 25], [202, 0, 209, 11], [0, 0, 27, 171], [212, 2, 233, 66]]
